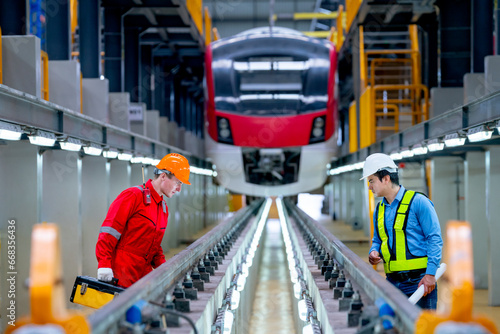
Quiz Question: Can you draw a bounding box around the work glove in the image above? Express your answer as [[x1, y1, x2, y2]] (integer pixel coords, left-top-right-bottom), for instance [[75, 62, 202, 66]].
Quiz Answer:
[[97, 268, 114, 282]]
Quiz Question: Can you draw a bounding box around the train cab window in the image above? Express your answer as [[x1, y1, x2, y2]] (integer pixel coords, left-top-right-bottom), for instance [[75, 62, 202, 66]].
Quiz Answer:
[[213, 52, 330, 115]]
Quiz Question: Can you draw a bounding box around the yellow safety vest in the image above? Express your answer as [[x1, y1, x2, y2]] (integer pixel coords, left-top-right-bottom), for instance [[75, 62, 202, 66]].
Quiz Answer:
[[377, 190, 428, 273]]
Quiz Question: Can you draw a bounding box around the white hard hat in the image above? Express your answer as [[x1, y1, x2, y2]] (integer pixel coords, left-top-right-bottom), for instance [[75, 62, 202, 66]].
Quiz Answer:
[[360, 153, 398, 180]]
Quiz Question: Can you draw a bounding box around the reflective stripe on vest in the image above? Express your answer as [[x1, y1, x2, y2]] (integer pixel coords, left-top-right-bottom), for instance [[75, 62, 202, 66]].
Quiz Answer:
[[377, 190, 428, 273]]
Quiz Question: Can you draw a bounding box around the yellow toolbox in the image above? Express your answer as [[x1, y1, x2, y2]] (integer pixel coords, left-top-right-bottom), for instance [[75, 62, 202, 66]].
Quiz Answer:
[[70, 275, 124, 309]]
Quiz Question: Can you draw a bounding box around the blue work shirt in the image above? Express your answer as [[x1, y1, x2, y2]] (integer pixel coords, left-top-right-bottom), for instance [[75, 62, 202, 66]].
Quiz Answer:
[[369, 185, 443, 275]]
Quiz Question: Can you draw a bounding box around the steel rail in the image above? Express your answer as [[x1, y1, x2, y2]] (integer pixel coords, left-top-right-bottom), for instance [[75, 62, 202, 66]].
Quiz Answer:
[[284, 199, 421, 333], [88, 199, 263, 333]]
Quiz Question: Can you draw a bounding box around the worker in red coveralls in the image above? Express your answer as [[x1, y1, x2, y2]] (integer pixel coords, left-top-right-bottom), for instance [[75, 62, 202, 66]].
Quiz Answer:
[[95, 153, 191, 287]]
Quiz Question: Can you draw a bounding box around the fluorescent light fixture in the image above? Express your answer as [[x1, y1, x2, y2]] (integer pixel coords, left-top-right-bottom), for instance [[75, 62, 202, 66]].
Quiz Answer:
[[427, 139, 444, 152], [298, 299, 308, 321], [467, 125, 493, 142], [353, 162, 364, 170], [103, 149, 119, 159], [236, 275, 246, 292], [118, 152, 133, 161], [411, 144, 428, 156], [241, 262, 249, 278], [83, 143, 103, 156], [142, 157, 154, 165], [400, 147, 414, 158], [59, 137, 82, 151], [190, 166, 215, 176], [223, 309, 234, 334], [151, 158, 161, 166], [303, 323, 314, 334], [444, 133, 466, 147], [497, 120, 500, 134], [131, 156, 144, 164], [229, 289, 240, 310], [294, 282, 301, 299], [0, 121, 23, 140], [28, 130, 56, 147], [390, 152, 402, 161]]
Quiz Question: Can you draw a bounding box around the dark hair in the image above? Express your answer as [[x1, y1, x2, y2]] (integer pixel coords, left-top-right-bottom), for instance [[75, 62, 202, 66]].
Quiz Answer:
[[373, 170, 399, 185]]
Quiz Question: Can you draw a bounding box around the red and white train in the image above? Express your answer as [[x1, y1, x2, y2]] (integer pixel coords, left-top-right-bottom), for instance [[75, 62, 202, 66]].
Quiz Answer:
[[205, 27, 338, 197]]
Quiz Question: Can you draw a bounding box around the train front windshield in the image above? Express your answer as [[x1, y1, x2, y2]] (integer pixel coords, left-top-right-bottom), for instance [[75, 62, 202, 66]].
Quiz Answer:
[[212, 38, 331, 115]]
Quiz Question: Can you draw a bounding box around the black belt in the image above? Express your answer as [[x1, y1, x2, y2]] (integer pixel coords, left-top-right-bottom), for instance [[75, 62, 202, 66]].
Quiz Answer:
[[386, 268, 426, 282]]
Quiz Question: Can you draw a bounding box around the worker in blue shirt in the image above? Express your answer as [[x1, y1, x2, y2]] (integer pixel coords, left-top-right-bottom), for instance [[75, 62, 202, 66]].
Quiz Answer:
[[360, 153, 443, 309]]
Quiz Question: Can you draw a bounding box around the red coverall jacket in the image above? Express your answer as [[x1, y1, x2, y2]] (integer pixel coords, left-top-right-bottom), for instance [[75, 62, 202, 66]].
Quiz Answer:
[[96, 179, 168, 287]]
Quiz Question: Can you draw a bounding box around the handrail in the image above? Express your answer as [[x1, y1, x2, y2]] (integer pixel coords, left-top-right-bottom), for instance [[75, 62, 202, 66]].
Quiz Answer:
[[40, 50, 49, 101], [359, 26, 366, 89], [345, 0, 362, 33], [186, 0, 203, 35], [372, 84, 429, 134], [204, 6, 212, 46], [336, 5, 344, 49], [327, 26, 336, 43], [349, 101, 357, 152], [409, 24, 421, 85], [370, 58, 413, 87], [212, 27, 220, 41], [365, 49, 417, 55]]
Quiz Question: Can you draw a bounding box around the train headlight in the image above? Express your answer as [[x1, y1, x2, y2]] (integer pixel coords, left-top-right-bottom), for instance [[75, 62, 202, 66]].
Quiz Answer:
[[219, 118, 229, 129], [312, 128, 323, 138], [309, 116, 326, 143], [314, 117, 324, 128], [217, 116, 234, 144]]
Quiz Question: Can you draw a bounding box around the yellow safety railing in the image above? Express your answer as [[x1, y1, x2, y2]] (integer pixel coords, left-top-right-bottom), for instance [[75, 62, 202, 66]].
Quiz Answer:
[[336, 5, 344, 49], [41, 50, 49, 100], [369, 58, 413, 87], [359, 87, 374, 148], [359, 26, 367, 90], [374, 104, 400, 131], [204, 6, 212, 46], [372, 84, 429, 131], [304, 30, 331, 38], [186, 0, 203, 36], [349, 101, 357, 153], [294, 12, 340, 20], [212, 27, 220, 41], [327, 27, 336, 43], [0, 26, 3, 84], [355, 23, 429, 147], [70, 0, 78, 44], [345, 0, 362, 33], [409, 24, 421, 85]]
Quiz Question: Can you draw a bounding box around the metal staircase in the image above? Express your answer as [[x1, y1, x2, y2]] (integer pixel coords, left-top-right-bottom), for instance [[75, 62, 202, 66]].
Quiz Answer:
[[358, 24, 429, 147]]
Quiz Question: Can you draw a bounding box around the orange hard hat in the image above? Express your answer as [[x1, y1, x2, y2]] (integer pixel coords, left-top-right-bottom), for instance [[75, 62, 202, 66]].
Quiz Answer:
[[155, 153, 191, 185]]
